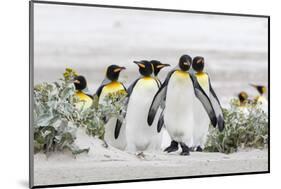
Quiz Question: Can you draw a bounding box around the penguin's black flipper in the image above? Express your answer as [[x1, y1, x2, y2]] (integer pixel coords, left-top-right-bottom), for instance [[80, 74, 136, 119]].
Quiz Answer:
[[147, 87, 164, 126], [190, 74, 217, 127], [127, 78, 140, 97], [114, 119, 122, 139], [148, 70, 175, 126], [157, 109, 165, 133], [86, 94, 93, 99], [208, 76, 225, 132], [95, 85, 105, 98]]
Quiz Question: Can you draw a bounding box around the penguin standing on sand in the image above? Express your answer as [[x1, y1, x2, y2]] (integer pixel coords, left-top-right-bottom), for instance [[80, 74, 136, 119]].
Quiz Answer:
[[191, 56, 224, 152], [250, 84, 268, 112], [148, 55, 217, 155], [125, 60, 161, 153], [148, 60, 170, 151], [95, 65, 127, 150], [73, 75, 93, 110]]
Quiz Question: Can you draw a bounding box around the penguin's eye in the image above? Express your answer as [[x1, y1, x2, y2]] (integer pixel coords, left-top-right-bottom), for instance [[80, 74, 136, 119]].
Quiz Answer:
[[138, 63, 145, 68]]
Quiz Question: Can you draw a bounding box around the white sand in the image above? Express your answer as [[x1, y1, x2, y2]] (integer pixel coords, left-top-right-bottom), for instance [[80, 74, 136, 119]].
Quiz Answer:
[[33, 128, 268, 186]]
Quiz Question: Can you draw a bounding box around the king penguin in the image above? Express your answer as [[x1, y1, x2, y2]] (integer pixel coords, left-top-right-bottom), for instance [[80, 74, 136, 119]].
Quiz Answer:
[[95, 65, 127, 150], [148, 60, 171, 151], [73, 75, 93, 110], [238, 91, 249, 107], [250, 84, 268, 112], [125, 60, 161, 153], [237, 91, 250, 115], [191, 56, 224, 152], [150, 60, 171, 150], [148, 55, 217, 155]]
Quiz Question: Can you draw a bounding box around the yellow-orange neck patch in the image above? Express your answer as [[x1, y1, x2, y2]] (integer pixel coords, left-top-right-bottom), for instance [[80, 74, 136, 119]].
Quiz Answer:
[[174, 70, 189, 78]]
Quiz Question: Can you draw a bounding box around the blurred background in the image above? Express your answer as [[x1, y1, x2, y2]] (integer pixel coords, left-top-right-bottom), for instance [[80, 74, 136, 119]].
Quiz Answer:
[[34, 3, 268, 107]]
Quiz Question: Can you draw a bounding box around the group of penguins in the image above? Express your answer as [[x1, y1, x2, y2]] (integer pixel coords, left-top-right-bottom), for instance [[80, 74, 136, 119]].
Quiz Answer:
[[72, 55, 225, 156]]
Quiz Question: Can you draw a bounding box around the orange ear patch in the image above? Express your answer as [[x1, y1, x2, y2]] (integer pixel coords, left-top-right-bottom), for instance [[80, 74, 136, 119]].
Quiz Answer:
[[73, 80, 80, 84], [113, 68, 122, 73], [138, 63, 145, 68], [156, 65, 165, 68]]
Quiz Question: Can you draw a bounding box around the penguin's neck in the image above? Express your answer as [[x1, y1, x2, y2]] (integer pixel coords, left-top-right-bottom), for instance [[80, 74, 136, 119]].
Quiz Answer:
[[175, 70, 189, 78], [75, 91, 91, 101], [106, 80, 123, 88], [196, 71, 205, 76], [142, 76, 153, 80]]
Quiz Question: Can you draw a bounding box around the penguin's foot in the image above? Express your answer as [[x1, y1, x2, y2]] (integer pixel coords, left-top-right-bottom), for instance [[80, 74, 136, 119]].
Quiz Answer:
[[164, 140, 179, 153], [102, 140, 109, 148], [196, 146, 203, 152], [180, 142, 190, 156], [136, 152, 145, 159]]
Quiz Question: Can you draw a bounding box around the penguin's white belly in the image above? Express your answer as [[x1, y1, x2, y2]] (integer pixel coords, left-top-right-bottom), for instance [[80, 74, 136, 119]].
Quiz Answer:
[[161, 128, 172, 150], [125, 79, 159, 152], [164, 72, 194, 145], [193, 93, 209, 148], [104, 118, 127, 150], [193, 74, 211, 148], [146, 109, 163, 151]]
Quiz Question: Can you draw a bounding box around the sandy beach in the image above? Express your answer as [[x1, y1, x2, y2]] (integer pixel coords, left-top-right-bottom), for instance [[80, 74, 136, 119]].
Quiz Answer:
[[33, 128, 268, 186]]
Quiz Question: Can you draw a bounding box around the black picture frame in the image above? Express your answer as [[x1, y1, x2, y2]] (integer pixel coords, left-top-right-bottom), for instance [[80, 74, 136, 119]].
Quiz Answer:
[[29, 0, 270, 188]]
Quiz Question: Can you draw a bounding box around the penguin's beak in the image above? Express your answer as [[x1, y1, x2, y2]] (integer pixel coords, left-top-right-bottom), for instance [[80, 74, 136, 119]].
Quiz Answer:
[[156, 63, 170, 69], [250, 84, 259, 91], [163, 63, 171, 67], [120, 66, 126, 70], [250, 84, 256, 88], [133, 61, 145, 68]]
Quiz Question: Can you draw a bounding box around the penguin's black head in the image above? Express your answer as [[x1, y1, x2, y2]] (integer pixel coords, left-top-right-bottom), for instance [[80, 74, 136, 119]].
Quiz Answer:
[[250, 84, 266, 95], [73, 75, 87, 91], [192, 56, 205, 72], [178, 55, 192, 71], [133, 60, 153, 77], [238, 91, 248, 104], [150, 60, 170, 76], [106, 65, 126, 81]]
